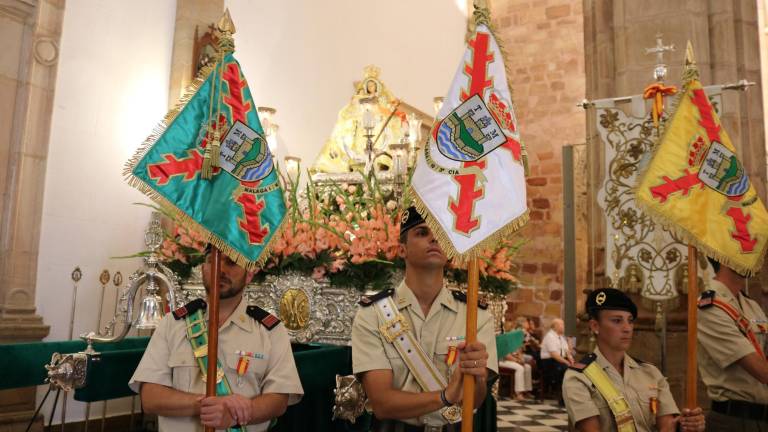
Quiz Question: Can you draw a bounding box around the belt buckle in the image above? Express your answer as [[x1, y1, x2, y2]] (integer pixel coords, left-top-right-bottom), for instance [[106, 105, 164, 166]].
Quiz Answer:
[[193, 344, 208, 358], [379, 314, 410, 343], [424, 425, 442, 432], [440, 405, 461, 423]]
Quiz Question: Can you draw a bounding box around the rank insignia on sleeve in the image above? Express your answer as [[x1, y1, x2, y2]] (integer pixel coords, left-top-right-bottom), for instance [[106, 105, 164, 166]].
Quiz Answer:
[[697, 290, 716, 309], [246, 305, 281, 330], [358, 289, 394, 307], [172, 298, 207, 320]]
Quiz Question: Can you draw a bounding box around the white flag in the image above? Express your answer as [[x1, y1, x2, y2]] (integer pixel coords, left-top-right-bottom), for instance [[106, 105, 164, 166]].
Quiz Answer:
[[409, 23, 528, 261]]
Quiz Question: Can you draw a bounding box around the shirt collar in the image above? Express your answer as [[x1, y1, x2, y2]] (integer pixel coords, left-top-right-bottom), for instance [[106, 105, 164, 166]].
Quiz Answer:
[[710, 279, 743, 303], [219, 296, 253, 333], [394, 280, 458, 313], [594, 345, 639, 372]]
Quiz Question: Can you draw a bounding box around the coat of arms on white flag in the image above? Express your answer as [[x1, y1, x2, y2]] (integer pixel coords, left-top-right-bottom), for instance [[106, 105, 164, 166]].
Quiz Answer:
[[409, 23, 529, 261]]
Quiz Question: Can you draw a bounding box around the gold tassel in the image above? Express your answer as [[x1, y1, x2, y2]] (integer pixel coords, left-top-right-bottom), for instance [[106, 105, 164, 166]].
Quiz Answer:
[[211, 129, 221, 168], [200, 126, 220, 180], [201, 145, 213, 180]]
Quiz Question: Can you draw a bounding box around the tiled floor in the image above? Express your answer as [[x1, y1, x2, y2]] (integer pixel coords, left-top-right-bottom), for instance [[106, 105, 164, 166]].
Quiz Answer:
[[496, 398, 569, 432]]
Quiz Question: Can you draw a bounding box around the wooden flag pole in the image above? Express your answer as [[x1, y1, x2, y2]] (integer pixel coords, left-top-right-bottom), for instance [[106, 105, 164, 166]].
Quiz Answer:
[[461, 257, 480, 432], [685, 244, 698, 408], [204, 247, 222, 432]]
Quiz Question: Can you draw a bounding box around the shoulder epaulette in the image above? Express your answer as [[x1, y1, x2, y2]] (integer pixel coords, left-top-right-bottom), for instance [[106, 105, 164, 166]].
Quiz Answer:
[[172, 298, 207, 320], [451, 290, 488, 310], [629, 355, 648, 365], [246, 305, 281, 330], [359, 289, 394, 307], [698, 290, 716, 309], [568, 353, 597, 372]]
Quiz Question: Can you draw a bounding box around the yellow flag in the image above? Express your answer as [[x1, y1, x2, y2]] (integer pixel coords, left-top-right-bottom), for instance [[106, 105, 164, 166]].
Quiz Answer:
[[635, 78, 768, 275]]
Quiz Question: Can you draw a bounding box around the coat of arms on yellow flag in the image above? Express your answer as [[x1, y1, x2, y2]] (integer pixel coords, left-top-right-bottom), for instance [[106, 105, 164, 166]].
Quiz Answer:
[[635, 73, 768, 275]]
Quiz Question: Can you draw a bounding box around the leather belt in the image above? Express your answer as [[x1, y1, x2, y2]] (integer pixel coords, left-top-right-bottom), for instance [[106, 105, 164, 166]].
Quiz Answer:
[[712, 399, 768, 422], [371, 419, 462, 432]]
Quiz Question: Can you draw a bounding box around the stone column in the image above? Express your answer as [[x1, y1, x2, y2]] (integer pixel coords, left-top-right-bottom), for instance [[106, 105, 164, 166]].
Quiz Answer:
[[0, 1, 65, 429], [0, 0, 65, 341]]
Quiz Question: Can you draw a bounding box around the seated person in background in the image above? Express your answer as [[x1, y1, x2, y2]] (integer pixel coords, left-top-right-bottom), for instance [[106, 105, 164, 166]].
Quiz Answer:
[[540, 318, 572, 399], [525, 317, 542, 362], [515, 316, 537, 365], [562, 288, 704, 432], [499, 348, 533, 400]]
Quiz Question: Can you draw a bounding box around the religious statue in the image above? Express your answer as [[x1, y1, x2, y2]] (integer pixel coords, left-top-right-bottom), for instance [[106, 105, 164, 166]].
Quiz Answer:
[[311, 65, 410, 174]]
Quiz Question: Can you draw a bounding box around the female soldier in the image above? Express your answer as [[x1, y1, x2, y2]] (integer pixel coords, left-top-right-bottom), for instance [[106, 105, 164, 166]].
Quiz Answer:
[[562, 288, 705, 432]]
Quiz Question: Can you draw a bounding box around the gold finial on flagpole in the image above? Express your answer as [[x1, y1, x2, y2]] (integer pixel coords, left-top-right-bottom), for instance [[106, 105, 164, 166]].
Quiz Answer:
[[473, 0, 491, 26], [201, 8, 236, 179], [467, 0, 491, 41], [217, 9, 236, 34], [684, 40, 696, 68], [682, 40, 699, 82], [215, 9, 236, 55]]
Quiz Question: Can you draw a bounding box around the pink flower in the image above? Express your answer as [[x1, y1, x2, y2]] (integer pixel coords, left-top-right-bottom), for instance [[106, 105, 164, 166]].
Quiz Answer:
[[311, 266, 326, 281]]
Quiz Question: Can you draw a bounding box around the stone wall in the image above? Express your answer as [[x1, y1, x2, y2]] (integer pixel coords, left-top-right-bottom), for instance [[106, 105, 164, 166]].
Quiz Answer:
[[489, 0, 587, 322]]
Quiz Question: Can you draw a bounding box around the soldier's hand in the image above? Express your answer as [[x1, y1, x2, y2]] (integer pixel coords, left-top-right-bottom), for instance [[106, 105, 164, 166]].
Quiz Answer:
[[457, 341, 489, 381], [444, 361, 463, 404], [677, 407, 705, 432], [220, 394, 253, 425], [199, 396, 237, 428]]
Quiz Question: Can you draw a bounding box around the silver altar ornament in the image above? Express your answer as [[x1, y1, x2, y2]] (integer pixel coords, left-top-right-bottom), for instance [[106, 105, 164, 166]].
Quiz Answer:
[[80, 212, 180, 351], [332, 374, 368, 423]]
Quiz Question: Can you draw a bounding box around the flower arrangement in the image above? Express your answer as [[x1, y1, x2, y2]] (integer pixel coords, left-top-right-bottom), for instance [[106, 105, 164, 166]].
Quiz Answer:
[[261, 171, 403, 291], [158, 220, 208, 280], [143, 170, 525, 294]]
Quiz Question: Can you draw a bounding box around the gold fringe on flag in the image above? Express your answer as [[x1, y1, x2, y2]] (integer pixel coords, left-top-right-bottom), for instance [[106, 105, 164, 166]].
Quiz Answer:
[[407, 185, 529, 266], [123, 61, 285, 271]]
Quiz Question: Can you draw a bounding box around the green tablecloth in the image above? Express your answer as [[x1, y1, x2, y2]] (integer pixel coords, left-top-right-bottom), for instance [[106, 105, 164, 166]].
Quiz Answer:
[[0, 337, 150, 391], [0, 339, 497, 431]]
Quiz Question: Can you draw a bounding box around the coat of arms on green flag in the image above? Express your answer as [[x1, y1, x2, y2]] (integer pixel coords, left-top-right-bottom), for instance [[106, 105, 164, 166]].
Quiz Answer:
[[125, 23, 285, 271]]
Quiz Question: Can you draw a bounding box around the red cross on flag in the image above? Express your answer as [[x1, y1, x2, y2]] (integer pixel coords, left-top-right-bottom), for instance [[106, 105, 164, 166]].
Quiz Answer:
[[409, 23, 529, 262]]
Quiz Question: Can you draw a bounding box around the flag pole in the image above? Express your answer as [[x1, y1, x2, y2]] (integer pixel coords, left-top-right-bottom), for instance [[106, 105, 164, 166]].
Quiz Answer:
[[461, 257, 480, 432], [685, 244, 697, 408], [205, 247, 222, 432]]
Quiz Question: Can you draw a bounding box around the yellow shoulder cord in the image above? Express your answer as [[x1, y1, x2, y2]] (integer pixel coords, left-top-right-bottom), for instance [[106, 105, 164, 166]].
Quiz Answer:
[[582, 363, 637, 432]]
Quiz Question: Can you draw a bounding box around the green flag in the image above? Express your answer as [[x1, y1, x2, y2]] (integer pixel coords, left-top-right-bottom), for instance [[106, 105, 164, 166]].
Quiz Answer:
[[125, 52, 285, 270]]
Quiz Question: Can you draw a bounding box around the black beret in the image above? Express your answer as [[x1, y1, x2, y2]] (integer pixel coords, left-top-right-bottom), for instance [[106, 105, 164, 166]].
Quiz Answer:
[[399, 206, 426, 236], [586, 288, 637, 319]]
